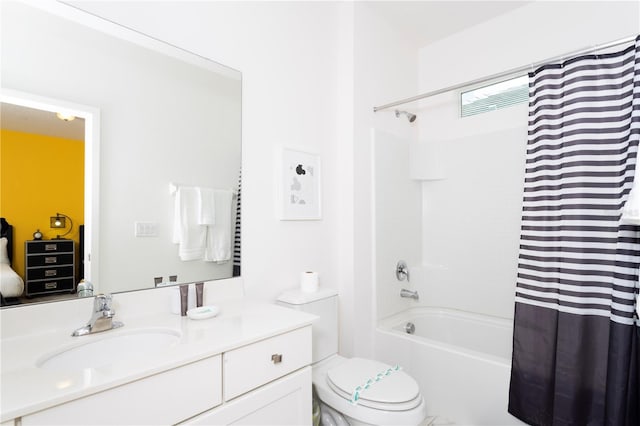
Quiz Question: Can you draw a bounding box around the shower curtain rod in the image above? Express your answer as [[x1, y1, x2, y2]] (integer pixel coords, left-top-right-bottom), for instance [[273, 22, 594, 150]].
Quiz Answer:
[[373, 34, 637, 112]]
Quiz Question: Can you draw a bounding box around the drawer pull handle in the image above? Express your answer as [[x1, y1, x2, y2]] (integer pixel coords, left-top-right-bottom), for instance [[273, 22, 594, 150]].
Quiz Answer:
[[45, 270, 57, 277], [45, 282, 58, 290], [271, 354, 283, 364], [44, 257, 58, 264], [45, 244, 57, 251]]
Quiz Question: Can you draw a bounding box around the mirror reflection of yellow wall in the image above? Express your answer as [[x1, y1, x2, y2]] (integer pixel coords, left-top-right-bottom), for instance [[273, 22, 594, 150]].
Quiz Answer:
[[0, 129, 84, 280]]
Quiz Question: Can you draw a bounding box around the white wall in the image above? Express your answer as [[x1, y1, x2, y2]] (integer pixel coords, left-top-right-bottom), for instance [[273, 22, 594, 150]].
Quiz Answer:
[[414, 0, 640, 319]]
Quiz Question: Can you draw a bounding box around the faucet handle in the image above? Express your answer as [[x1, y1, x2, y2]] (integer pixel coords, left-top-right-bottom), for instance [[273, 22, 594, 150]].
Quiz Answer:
[[396, 260, 410, 282], [93, 294, 113, 311]]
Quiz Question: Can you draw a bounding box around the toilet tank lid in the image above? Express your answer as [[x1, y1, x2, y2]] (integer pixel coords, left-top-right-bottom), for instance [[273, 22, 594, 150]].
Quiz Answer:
[[276, 288, 338, 305]]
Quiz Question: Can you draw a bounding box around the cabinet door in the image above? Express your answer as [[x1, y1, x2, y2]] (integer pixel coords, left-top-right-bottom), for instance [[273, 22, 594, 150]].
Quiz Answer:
[[184, 366, 311, 426]]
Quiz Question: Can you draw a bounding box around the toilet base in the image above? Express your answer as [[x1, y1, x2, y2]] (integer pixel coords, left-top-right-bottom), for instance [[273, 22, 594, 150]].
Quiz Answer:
[[318, 401, 350, 426], [319, 400, 373, 426]]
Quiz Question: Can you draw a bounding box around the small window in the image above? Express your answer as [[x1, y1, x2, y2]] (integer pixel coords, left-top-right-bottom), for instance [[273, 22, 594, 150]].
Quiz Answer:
[[460, 75, 528, 117]]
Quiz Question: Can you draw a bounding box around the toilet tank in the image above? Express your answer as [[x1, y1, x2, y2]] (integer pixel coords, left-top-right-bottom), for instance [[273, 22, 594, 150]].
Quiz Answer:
[[276, 288, 338, 363]]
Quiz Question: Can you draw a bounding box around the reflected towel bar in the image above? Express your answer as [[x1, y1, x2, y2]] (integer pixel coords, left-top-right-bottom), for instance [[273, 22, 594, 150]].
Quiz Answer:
[[169, 182, 237, 197]]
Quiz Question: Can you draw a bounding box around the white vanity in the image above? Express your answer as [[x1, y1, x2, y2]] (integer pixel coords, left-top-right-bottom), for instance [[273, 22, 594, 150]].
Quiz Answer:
[[0, 282, 315, 425]]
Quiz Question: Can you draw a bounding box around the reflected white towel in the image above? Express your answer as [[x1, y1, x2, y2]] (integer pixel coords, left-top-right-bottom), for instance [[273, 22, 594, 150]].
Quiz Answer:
[[198, 187, 216, 225], [173, 187, 207, 261], [204, 189, 233, 263]]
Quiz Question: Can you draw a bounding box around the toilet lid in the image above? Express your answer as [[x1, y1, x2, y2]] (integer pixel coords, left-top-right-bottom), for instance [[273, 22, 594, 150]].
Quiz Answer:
[[326, 358, 422, 411]]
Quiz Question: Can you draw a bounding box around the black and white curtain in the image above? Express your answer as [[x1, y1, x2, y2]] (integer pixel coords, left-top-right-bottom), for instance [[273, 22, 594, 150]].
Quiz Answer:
[[509, 36, 640, 425], [233, 169, 241, 277]]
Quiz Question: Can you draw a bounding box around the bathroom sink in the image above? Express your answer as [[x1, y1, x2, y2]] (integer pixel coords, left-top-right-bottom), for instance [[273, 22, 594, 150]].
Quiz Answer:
[[37, 328, 182, 371]]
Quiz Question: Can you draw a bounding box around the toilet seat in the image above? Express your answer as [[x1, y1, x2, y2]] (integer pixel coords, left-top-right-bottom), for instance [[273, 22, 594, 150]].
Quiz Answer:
[[326, 358, 422, 411]]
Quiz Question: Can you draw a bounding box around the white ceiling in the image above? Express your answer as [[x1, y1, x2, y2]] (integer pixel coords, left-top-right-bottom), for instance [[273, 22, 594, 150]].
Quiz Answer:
[[1, 102, 85, 141], [366, 1, 531, 48]]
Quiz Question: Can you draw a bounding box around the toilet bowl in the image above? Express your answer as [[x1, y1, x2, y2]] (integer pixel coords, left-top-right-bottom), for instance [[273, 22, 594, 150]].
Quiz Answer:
[[313, 355, 427, 426], [276, 288, 427, 426]]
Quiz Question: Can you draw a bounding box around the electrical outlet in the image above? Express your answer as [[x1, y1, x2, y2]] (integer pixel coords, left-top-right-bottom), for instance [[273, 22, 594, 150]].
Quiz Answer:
[[134, 222, 158, 237]]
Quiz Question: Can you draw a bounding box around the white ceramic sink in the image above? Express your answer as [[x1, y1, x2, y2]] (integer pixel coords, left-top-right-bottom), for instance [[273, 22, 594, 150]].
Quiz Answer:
[[37, 328, 181, 371]]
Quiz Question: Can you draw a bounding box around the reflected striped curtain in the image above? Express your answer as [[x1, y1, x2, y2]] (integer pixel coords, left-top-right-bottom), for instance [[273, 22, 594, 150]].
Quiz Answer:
[[509, 36, 640, 425], [233, 169, 241, 277]]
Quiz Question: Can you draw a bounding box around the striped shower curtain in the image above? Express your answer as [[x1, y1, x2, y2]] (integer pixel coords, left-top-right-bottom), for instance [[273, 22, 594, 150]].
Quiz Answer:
[[509, 37, 640, 425]]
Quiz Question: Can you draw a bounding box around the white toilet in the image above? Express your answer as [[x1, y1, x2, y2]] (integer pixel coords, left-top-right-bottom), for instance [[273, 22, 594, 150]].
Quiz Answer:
[[277, 288, 427, 426]]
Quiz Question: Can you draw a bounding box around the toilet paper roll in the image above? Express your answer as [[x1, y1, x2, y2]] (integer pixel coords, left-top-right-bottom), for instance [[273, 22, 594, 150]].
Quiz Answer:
[[300, 271, 319, 293]]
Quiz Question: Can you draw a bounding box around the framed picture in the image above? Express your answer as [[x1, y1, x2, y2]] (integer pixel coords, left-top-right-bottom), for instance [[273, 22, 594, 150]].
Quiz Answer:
[[279, 147, 321, 220]]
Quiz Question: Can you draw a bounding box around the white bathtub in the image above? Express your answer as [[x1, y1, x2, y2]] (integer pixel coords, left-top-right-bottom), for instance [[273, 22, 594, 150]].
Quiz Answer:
[[375, 307, 524, 425]]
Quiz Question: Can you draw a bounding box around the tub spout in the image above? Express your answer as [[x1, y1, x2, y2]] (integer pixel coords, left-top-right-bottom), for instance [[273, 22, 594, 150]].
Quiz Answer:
[[400, 289, 419, 300]]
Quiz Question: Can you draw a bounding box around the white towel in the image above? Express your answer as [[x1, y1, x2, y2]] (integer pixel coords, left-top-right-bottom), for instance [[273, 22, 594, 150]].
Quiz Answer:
[[173, 187, 207, 261], [623, 187, 640, 319], [620, 147, 640, 319], [621, 187, 640, 225], [204, 189, 233, 263], [198, 187, 216, 225]]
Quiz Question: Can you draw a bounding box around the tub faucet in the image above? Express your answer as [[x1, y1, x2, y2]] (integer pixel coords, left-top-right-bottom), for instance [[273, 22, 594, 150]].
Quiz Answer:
[[400, 289, 419, 300], [72, 294, 124, 336]]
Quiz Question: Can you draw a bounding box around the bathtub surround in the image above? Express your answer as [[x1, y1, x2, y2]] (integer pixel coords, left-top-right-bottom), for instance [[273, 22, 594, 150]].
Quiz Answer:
[[509, 37, 640, 425], [373, 130, 422, 320]]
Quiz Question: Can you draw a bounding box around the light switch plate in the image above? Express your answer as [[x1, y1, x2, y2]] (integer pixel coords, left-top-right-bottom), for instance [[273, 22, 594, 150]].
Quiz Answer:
[[134, 222, 158, 237]]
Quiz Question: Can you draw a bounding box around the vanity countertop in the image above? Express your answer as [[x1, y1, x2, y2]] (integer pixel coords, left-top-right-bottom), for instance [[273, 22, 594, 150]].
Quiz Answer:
[[0, 299, 316, 422]]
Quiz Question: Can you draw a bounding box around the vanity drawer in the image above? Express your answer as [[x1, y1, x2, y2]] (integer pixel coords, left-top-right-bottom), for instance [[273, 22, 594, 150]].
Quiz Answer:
[[26, 253, 74, 267], [26, 265, 74, 281], [223, 326, 311, 401]]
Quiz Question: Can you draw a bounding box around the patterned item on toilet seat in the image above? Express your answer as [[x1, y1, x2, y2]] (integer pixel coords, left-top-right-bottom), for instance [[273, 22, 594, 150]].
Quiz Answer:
[[350, 365, 402, 404]]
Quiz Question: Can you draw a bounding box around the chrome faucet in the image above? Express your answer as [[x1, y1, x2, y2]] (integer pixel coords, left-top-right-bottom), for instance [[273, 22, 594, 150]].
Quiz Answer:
[[396, 260, 410, 282], [400, 289, 419, 300], [72, 294, 124, 336]]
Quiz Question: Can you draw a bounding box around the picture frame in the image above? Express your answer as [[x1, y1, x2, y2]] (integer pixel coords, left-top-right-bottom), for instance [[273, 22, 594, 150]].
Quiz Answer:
[[278, 147, 322, 220]]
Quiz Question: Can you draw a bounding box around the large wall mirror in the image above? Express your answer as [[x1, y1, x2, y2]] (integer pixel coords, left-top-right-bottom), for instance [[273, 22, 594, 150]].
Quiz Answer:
[[0, 1, 242, 307]]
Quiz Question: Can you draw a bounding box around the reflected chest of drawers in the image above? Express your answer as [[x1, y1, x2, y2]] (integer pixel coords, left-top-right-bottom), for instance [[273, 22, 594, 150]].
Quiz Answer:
[[24, 240, 76, 297]]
